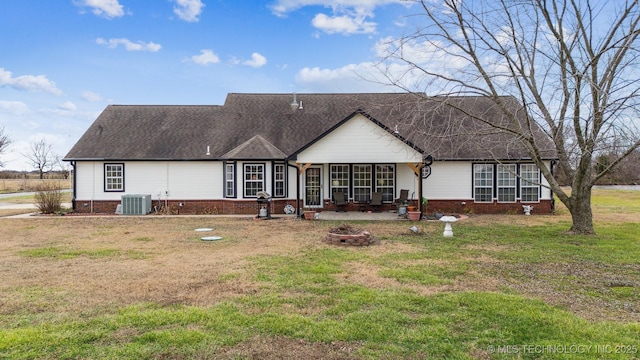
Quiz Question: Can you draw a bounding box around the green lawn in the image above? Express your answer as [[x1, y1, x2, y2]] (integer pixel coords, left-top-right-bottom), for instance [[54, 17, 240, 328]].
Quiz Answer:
[[0, 189, 638, 359]]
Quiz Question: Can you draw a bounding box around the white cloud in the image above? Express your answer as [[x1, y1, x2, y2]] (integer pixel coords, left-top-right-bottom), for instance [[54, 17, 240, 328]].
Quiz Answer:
[[0, 100, 29, 115], [58, 101, 77, 112], [243, 53, 268, 68], [371, 36, 477, 93], [191, 49, 220, 65], [0, 68, 63, 95], [80, 91, 103, 102], [294, 35, 468, 93], [375, 36, 469, 71], [270, 0, 405, 17], [74, 0, 125, 19], [173, 0, 205, 22], [312, 13, 376, 34], [295, 62, 393, 92], [96, 38, 162, 52], [269, 0, 409, 34]]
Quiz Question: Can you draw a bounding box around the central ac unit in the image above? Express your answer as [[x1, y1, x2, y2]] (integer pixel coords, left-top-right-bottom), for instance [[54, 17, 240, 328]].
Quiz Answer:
[[121, 194, 152, 215]]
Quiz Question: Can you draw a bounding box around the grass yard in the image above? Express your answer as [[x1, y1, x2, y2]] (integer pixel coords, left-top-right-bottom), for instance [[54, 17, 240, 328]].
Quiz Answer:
[[0, 178, 71, 194], [0, 189, 638, 359]]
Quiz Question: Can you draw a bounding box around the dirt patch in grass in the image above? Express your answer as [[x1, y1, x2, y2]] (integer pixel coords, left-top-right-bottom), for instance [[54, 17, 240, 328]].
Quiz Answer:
[[0, 217, 314, 316], [494, 261, 640, 322], [1, 211, 638, 350], [218, 335, 362, 360], [338, 255, 502, 297]]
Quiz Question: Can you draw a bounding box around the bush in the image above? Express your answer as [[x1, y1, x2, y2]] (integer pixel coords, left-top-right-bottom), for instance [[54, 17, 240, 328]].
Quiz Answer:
[[35, 183, 63, 214]]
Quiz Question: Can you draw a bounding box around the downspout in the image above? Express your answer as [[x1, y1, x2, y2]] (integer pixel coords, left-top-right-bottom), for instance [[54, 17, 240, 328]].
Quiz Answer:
[[286, 161, 301, 218], [550, 159, 556, 213], [418, 167, 423, 214], [71, 161, 76, 211]]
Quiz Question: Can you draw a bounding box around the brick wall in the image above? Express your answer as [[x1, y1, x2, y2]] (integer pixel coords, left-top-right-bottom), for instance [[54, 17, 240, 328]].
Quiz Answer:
[[72, 198, 553, 215], [72, 198, 301, 215], [426, 199, 553, 215]]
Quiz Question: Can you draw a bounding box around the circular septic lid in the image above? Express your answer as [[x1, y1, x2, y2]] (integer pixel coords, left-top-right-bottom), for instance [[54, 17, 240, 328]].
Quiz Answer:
[[201, 236, 222, 241], [195, 228, 213, 232]]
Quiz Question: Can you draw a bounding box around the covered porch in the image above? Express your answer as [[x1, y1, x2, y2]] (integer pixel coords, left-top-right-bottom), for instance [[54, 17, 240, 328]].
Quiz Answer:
[[290, 110, 428, 218]]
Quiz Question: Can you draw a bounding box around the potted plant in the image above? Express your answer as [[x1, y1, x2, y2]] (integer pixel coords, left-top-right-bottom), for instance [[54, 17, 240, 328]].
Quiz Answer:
[[407, 210, 421, 221]]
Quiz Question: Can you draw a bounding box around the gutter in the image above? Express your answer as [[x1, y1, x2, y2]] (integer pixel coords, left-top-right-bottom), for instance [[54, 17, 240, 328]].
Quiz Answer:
[[286, 161, 302, 218]]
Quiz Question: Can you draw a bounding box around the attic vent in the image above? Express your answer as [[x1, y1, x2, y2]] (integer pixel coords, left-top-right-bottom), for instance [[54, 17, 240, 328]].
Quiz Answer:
[[121, 194, 152, 215]]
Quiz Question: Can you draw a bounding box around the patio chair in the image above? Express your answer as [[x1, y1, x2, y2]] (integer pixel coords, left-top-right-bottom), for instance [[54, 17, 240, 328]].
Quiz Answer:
[[369, 192, 383, 212], [333, 191, 347, 212], [393, 189, 409, 212]]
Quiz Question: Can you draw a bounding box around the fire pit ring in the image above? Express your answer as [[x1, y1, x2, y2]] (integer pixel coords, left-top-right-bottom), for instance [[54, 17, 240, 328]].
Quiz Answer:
[[324, 224, 374, 246]]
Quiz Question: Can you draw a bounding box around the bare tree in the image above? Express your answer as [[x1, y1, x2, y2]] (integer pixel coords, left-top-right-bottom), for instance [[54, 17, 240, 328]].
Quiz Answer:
[[0, 126, 11, 168], [378, 0, 640, 234], [23, 139, 58, 179]]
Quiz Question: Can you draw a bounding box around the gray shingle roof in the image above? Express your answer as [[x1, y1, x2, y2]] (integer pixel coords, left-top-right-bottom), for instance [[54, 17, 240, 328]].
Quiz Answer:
[[64, 93, 556, 162]]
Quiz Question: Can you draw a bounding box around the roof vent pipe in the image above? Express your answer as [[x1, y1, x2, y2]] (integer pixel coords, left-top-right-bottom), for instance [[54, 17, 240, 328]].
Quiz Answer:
[[206, 145, 210, 156], [298, 100, 303, 110], [290, 93, 298, 110]]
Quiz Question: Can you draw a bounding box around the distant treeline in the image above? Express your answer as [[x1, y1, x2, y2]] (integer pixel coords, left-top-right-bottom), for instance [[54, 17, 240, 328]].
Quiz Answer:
[[0, 170, 71, 180], [555, 150, 640, 186]]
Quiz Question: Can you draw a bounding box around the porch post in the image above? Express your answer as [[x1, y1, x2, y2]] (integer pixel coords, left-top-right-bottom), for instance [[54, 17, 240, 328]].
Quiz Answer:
[[418, 166, 423, 213], [406, 162, 423, 212]]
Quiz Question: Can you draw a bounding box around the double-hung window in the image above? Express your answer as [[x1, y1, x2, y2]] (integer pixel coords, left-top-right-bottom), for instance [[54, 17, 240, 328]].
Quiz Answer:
[[273, 163, 286, 197], [375, 164, 395, 202], [353, 164, 372, 202], [244, 164, 264, 197], [497, 164, 517, 202], [330, 164, 350, 199], [104, 163, 124, 192], [224, 162, 236, 198], [520, 164, 540, 202], [473, 164, 493, 202]]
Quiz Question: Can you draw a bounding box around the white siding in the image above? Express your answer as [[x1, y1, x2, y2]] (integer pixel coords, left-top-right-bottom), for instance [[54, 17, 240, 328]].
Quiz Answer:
[[73, 159, 552, 203], [74, 161, 222, 201], [395, 164, 421, 200], [423, 162, 473, 199], [421, 161, 553, 201], [297, 114, 422, 163]]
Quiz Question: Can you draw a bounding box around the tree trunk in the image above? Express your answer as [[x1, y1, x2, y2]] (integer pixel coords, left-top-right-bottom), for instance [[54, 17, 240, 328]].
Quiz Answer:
[[566, 187, 595, 235]]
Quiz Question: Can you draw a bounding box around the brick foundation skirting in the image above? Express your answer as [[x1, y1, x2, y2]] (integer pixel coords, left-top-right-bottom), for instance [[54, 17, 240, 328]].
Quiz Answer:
[[72, 199, 300, 215], [72, 198, 553, 215]]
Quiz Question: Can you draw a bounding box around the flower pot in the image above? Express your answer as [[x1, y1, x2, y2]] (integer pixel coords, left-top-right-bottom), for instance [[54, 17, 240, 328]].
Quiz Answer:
[[407, 205, 416, 212], [304, 211, 316, 220], [407, 211, 421, 221]]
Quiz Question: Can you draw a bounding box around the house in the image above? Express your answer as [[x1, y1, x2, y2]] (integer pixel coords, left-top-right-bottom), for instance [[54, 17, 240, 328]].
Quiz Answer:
[[63, 93, 557, 215]]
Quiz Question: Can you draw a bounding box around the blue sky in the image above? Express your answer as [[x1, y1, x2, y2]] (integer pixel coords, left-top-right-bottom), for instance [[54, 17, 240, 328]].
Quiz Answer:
[[0, 0, 418, 171]]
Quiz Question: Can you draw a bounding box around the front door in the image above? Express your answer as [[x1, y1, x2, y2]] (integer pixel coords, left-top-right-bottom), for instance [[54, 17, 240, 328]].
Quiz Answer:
[[304, 166, 322, 208]]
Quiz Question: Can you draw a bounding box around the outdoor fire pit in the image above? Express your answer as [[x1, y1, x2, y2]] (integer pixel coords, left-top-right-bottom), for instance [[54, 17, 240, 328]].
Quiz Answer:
[[324, 224, 373, 246]]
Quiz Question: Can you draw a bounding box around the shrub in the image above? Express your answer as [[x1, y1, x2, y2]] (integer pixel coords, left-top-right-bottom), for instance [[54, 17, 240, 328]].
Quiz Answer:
[[35, 183, 63, 214]]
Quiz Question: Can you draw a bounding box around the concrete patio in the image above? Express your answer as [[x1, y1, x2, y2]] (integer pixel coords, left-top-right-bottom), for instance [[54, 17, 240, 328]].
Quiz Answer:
[[312, 210, 407, 221]]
